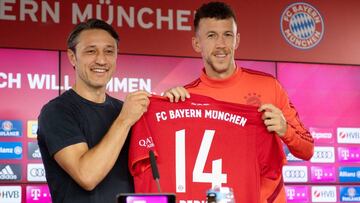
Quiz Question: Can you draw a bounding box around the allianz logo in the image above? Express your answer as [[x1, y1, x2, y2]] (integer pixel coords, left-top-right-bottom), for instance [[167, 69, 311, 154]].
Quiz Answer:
[[340, 171, 360, 178], [0, 165, 18, 180], [0, 146, 22, 154]]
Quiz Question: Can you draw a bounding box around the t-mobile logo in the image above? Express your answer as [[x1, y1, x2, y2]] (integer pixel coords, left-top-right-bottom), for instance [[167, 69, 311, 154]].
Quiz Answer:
[[314, 169, 323, 179], [341, 150, 350, 160], [31, 189, 41, 200], [287, 189, 296, 200]]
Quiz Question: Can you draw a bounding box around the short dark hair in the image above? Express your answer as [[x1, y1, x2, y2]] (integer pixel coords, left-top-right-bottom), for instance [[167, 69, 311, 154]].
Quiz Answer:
[[67, 18, 119, 52], [194, 2, 237, 32]]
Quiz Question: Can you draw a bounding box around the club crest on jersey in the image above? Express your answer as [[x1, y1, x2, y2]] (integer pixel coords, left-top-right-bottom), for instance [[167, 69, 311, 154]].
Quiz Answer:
[[280, 2, 324, 50], [138, 137, 154, 148]]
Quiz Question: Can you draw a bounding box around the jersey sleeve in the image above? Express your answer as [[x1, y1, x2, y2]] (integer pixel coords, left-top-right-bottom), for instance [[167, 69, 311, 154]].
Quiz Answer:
[[129, 114, 157, 177], [274, 79, 314, 160]]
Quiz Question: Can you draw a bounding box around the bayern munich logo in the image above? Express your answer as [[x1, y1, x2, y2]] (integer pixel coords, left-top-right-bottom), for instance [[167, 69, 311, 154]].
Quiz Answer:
[[280, 2, 324, 49]]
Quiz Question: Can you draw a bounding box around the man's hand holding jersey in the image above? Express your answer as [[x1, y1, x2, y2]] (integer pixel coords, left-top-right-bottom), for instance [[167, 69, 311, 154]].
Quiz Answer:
[[163, 87, 288, 138]]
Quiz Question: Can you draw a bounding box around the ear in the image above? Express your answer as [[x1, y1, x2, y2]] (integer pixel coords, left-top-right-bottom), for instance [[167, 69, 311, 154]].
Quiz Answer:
[[192, 36, 202, 53], [67, 49, 77, 68], [235, 33, 240, 49]]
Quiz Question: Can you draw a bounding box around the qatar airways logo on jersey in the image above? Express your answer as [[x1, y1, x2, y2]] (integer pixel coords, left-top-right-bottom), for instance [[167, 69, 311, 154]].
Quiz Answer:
[[285, 186, 309, 202], [309, 127, 334, 144], [311, 186, 337, 202], [311, 166, 336, 182], [338, 147, 360, 162], [337, 128, 360, 144], [138, 136, 154, 148]]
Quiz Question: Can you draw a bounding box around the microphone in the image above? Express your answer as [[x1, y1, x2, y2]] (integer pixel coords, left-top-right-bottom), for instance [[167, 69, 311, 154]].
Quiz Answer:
[[149, 150, 162, 192]]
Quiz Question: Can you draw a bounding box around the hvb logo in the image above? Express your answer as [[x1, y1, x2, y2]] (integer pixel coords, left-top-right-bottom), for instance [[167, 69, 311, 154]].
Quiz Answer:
[[337, 128, 360, 144], [0, 186, 21, 203], [311, 186, 336, 202], [311, 166, 336, 182]]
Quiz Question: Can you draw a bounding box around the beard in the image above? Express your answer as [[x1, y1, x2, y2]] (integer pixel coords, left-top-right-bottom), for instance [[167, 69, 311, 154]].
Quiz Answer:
[[205, 55, 233, 74]]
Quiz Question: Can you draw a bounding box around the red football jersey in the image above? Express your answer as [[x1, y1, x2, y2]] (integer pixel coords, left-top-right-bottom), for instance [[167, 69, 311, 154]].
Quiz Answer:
[[129, 94, 284, 203]]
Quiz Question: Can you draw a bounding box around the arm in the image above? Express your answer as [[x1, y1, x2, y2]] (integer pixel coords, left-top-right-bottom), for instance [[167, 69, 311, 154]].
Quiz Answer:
[[54, 90, 150, 191], [258, 81, 314, 160]]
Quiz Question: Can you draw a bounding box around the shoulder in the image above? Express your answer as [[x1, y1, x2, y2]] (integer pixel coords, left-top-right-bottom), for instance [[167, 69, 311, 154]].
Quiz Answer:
[[241, 68, 276, 80], [241, 68, 283, 89], [38, 90, 82, 123], [184, 78, 201, 89]]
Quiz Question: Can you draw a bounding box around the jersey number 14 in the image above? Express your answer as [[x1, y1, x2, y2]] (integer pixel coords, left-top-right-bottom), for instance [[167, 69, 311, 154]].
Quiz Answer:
[[175, 129, 227, 193]]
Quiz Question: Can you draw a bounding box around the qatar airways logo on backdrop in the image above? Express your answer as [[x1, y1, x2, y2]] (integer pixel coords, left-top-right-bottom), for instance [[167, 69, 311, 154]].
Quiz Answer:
[[337, 127, 360, 144], [280, 2, 324, 49]]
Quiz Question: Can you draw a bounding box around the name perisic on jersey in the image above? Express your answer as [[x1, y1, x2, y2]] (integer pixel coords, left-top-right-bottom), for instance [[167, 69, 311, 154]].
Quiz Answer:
[[155, 109, 248, 126]]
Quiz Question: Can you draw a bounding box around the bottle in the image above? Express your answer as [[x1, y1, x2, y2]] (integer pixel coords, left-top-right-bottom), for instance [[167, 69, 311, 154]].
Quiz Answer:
[[206, 187, 235, 203]]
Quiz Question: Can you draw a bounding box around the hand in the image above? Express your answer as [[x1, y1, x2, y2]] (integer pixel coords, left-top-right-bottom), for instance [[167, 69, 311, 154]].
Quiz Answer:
[[118, 90, 151, 126], [163, 86, 190, 102], [258, 104, 287, 137]]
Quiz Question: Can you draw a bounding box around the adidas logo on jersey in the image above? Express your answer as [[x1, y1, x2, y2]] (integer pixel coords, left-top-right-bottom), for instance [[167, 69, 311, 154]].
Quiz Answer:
[[0, 165, 18, 180]]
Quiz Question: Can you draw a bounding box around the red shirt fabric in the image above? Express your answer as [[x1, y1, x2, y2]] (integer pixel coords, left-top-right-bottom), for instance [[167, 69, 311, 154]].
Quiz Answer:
[[185, 67, 314, 203], [129, 94, 284, 203]]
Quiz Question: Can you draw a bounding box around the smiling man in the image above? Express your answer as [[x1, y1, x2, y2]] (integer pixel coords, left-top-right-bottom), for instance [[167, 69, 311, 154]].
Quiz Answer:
[[37, 19, 151, 203], [164, 2, 314, 203]]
